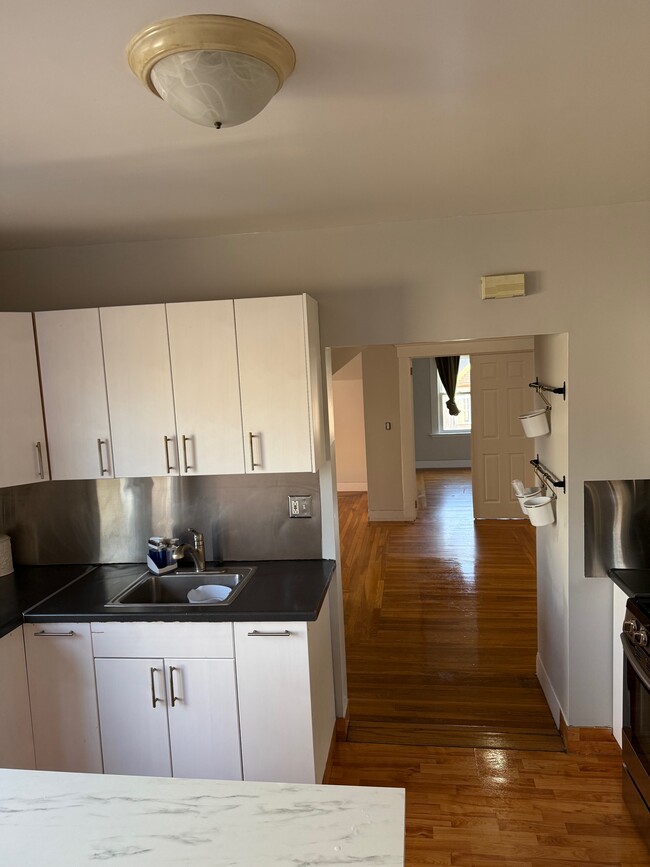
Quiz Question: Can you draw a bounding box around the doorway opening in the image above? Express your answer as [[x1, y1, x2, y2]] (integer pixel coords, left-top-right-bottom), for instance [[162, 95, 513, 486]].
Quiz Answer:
[[328, 336, 567, 751]]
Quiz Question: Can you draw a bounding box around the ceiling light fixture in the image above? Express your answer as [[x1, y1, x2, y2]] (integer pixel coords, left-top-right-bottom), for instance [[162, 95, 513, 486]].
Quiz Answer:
[[127, 14, 296, 130]]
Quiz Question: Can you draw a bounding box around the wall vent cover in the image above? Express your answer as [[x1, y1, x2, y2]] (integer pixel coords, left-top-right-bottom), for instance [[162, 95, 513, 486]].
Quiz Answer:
[[481, 273, 525, 300]]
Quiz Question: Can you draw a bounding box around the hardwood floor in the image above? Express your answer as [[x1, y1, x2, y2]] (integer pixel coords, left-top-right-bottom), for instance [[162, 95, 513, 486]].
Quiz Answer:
[[328, 741, 648, 866], [328, 469, 647, 863], [338, 469, 561, 749]]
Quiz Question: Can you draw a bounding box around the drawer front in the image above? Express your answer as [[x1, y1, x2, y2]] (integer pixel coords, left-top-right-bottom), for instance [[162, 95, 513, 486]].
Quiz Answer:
[[91, 621, 234, 658]]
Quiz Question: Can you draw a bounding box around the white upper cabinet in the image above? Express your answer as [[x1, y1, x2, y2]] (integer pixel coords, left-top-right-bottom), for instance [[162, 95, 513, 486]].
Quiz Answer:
[[235, 294, 323, 474], [100, 304, 179, 478], [167, 300, 245, 475], [35, 308, 114, 480], [0, 312, 48, 488]]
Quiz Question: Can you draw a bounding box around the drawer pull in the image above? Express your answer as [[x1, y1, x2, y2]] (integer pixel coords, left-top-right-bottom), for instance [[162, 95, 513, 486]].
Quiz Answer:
[[35, 441, 45, 479], [164, 436, 175, 473], [247, 630, 292, 637], [150, 667, 163, 708], [248, 432, 261, 471], [97, 438, 109, 475], [169, 665, 182, 707], [181, 435, 193, 473], [34, 630, 75, 637]]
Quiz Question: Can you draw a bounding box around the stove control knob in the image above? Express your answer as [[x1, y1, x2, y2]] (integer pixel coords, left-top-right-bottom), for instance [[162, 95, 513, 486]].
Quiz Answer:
[[632, 628, 649, 647], [623, 619, 639, 634]]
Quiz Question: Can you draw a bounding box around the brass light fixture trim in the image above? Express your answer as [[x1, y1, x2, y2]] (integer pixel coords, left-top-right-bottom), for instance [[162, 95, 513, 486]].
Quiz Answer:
[[127, 14, 296, 98]]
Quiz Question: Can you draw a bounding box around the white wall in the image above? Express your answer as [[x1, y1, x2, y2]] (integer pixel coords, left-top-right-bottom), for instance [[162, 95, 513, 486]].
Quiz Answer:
[[332, 354, 367, 492], [412, 358, 471, 467], [534, 333, 569, 725], [360, 346, 405, 520], [1, 201, 649, 725]]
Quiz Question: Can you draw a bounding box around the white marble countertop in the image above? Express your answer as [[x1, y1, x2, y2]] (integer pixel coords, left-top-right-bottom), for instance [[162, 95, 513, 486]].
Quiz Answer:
[[0, 769, 405, 866]]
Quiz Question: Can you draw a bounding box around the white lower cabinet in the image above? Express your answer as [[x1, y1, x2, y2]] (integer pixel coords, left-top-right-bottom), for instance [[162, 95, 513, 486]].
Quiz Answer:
[[0, 628, 35, 769], [93, 623, 242, 781], [234, 599, 336, 784], [23, 622, 103, 773]]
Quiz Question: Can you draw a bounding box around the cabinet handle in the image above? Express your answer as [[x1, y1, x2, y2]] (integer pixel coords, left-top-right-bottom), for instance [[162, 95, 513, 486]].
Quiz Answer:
[[33, 630, 75, 637], [247, 630, 292, 637], [181, 435, 192, 473], [35, 441, 45, 479], [97, 438, 109, 475], [169, 666, 181, 707], [150, 667, 163, 708], [248, 432, 261, 471], [163, 436, 175, 473]]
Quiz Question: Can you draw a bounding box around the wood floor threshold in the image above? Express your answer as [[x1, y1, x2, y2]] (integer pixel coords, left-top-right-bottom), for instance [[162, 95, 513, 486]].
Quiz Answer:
[[347, 720, 566, 752]]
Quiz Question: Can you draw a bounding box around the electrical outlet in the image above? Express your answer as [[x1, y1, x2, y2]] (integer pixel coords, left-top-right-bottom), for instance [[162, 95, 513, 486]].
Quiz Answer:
[[288, 495, 312, 518]]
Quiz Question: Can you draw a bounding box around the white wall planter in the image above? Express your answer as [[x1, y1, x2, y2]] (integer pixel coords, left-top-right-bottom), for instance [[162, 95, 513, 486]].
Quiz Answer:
[[519, 407, 550, 437]]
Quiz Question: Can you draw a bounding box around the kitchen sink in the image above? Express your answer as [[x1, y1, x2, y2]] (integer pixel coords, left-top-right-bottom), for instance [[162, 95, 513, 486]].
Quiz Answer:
[[105, 567, 256, 608]]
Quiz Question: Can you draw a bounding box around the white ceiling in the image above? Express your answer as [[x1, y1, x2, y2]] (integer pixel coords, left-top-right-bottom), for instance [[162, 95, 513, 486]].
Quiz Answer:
[[1, 0, 648, 251]]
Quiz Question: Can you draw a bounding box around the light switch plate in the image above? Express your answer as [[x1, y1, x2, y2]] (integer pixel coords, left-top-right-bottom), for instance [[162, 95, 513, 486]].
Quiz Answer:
[[288, 495, 312, 518]]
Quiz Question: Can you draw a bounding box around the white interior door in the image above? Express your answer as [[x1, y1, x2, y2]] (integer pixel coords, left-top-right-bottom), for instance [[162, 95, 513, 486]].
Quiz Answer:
[[167, 300, 245, 475], [0, 312, 48, 487], [95, 657, 172, 777], [166, 658, 242, 780], [470, 351, 535, 519], [100, 304, 178, 478], [35, 308, 114, 480]]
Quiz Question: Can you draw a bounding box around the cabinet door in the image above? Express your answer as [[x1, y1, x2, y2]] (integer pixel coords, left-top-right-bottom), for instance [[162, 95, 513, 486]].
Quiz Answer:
[[167, 301, 245, 475], [166, 658, 242, 780], [95, 657, 172, 777], [0, 628, 35, 769], [0, 313, 48, 488], [35, 309, 114, 480], [234, 621, 317, 782], [235, 295, 321, 473], [100, 304, 178, 478], [23, 623, 102, 772]]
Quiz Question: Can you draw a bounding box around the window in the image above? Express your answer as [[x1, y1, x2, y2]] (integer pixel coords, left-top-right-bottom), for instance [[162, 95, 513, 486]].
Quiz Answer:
[[436, 355, 471, 433]]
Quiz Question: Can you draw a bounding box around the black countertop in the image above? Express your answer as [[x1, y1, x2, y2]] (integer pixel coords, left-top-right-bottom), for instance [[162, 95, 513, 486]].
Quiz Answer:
[[608, 568, 650, 597], [2, 560, 335, 635]]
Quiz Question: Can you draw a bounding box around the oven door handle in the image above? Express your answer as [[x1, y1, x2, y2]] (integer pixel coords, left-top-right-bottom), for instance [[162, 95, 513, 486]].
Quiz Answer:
[[621, 632, 650, 692]]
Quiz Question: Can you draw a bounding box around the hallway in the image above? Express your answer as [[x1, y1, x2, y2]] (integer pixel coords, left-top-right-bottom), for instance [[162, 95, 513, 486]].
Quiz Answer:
[[328, 468, 648, 864], [338, 469, 562, 750]]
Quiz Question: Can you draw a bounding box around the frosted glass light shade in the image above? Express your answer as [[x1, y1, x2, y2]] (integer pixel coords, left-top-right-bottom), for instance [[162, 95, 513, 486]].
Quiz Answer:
[[151, 49, 280, 129], [127, 15, 296, 131]]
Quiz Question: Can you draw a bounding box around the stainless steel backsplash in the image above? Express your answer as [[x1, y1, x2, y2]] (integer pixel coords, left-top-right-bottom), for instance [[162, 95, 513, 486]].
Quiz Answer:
[[584, 479, 650, 576], [0, 474, 322, 565]]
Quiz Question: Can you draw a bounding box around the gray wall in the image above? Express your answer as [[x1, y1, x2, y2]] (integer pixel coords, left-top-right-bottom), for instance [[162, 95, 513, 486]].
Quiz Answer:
[[412, 358, 471, 466], [1, 201, 649, 726]]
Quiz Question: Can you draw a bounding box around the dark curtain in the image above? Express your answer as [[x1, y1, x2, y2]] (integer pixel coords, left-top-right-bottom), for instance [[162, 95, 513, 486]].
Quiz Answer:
[[435, 356, 461, 416]]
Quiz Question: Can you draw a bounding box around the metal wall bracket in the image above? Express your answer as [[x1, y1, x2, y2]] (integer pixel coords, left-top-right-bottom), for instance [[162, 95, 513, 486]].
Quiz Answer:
[[529, 377, 566, 405], [531, 456, 566, 495]]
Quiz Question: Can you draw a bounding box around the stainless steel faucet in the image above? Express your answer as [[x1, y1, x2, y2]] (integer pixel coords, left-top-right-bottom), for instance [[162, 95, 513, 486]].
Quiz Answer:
[[172, 527, 206, 572]]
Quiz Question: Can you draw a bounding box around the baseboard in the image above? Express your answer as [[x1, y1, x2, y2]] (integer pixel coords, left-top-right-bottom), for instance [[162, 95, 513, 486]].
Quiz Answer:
[[336, 481, 368, 492], [415, 460, 472, 468], [368, 510, 411, 522], [536, 653, 563, 727]]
